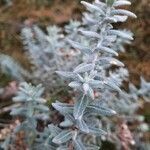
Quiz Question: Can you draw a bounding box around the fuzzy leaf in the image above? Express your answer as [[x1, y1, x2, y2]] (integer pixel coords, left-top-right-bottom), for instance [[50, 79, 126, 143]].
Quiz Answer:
[[67, 39, 91, 54], [79, 30, 100, 38], [86, 144, 100, 150], [60, 119, 73, 127], [74, 95, 89, 120], [89, 80, 103, 88], [104, 80, 121, 92], [74, 63, 94, 73], [97, 46, 118, 56], [109, 58, 124, 67], [88, 127, 107, 136], [48, 124, 62, 136], [77, 119, 89, 133], [10, 107, 26, 116], [111, 9, 137, 18], [113, 15, 128, 22], [110, 30, 133, 40], [34, 105, 49, 112], [98, 57, 124, 67], [81, 1, 105, 15], [88, 105, 116, 116], [87, 86, 95, 99], [83, 83, 90, 94], [69, 81, 82, 89], [74, 139, 86, 150], [113, 0, 131, 7], [52, 130, 73, 144], [65, 114, 76, 123], [56, 71, 76, 79], [52, 102, 73, 114]]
